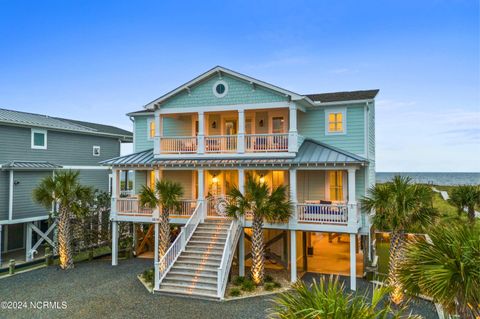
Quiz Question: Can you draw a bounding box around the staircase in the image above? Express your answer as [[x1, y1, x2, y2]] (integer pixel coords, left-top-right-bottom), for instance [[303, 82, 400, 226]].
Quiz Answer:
[[157, 219, 231, 299]]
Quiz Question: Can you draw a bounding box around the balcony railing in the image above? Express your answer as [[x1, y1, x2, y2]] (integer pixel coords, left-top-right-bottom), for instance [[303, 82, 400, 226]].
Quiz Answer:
[[205, 135, 237, 153], [160, 136, 197, 154], [245, 133, 288, 152], [297, 203, 349, 225], [115, 198, 197, 218]]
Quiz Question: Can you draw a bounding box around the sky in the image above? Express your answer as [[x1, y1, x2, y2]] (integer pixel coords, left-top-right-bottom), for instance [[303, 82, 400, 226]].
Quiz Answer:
[[0, 0, 478, 172]]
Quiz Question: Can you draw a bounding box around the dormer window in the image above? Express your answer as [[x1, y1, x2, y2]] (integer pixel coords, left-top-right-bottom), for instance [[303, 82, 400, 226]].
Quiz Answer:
[[326, 108, 346, 134], [31, 129, 47, 149]]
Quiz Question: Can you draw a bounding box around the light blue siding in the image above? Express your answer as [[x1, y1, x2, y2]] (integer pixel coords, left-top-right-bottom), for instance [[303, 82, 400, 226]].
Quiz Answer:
[[134, 116, 154, 152], [163, 115, 193, 137], [134, 171, 147, 194], [78, 169, 110, 192], [0, 171, 9, 220], [368, 102, 375, 160], [297, 104, 366, 156], [355, 168, 366, 201], [161, 74, 287, 108]]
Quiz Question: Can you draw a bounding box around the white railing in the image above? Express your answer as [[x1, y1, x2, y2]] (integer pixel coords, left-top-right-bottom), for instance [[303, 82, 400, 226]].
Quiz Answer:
[[155, 202, 202, 290], [169, 199, 197, 217], [205, 135, 237, 153], [297, 203, 348, 224], [217, 218, 241, 298], [160, 136, 197, 153], [245, 133, 289, 152], [116, 198, 153, 216]]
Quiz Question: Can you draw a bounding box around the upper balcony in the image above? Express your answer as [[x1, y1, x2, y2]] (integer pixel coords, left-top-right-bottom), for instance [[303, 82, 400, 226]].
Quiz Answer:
[[152, 106, 299, 157]]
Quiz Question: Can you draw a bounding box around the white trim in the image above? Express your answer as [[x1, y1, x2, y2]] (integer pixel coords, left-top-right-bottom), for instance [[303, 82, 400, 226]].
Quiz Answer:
[[31, 128, 47, 149], [93, 145, 101, 157], [325, 107, 347, 135], [154, 152, 296, 159], [313, 98, 375, 106], [61, 165, 110, 170], [212, 80, 228, 98], [0, 215, 49, 225], [157, 101, 291, 115]]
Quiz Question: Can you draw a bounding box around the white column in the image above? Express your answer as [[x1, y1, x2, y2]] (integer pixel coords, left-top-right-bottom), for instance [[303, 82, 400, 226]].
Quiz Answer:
[[237, 109, 245, 153], [154, 111, 161, 156], [347, 168, 357, 225], [111, 169, 118, 220], [197, 112, 205, 154], [111, 221, 118, 266], [289, 168, 298, 226], [154, 223, 160, 290], [25, 223, 32, 261], [288, 103, 298, 152], [290, 230, 297, 283], [350, 233, 357, 290], [197, 168, 205, 221], [8, 170, 13, 220], [238, 231, 245, 276]]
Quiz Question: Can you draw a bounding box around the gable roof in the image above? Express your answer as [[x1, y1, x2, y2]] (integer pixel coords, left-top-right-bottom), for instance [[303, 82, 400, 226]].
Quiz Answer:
[[0, 108, 132, 141], [306, 90, 379, 103]]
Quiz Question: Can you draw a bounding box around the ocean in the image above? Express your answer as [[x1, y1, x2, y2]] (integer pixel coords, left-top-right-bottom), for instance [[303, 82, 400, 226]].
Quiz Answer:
[[376, 172, 480, 186]]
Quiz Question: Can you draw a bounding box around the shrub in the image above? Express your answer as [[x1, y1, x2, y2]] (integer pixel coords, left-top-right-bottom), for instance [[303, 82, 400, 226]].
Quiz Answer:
[[230, 288, 242, 297], [265, 275, 274, 283], [264, 282, 276, 291], [273, 281, 281, 288], [241, 279, 255, 292], [233, 276, 245, 286], [142, 268, 154, 285]]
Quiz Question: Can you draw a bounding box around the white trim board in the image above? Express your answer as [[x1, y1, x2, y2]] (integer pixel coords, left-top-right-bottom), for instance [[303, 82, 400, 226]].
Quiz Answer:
[[1, 216, 49, 225]]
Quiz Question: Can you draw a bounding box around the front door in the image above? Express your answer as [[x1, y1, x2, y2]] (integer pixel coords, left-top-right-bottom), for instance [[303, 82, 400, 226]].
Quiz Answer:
[[224, 119, 237, 151]]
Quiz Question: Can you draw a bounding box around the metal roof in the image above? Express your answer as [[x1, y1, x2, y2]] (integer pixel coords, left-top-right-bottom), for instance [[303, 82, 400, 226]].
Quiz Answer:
[[0, 108, 132, 141], [1, 161, 63, 170], [101, 139, 367, 168]]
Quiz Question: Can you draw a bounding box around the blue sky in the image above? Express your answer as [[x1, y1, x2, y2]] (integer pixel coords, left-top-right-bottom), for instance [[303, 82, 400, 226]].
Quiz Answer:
[[0, 0, 478, 172]]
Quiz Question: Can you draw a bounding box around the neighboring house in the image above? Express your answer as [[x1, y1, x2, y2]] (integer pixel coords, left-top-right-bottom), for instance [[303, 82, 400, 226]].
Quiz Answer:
[[102, 66, 377, 299], [0, 108, 132, 265]]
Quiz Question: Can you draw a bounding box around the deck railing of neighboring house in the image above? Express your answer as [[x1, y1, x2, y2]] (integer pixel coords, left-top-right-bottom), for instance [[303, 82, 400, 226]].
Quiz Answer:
[[155, 201, 202, 290], [245, 133, 289, 152], [205, 135, 238, 153], [297, 203, 349, 224], [116, 198, 153, 216], [217, 217, 241, 298], [160, 136, 197, 153]]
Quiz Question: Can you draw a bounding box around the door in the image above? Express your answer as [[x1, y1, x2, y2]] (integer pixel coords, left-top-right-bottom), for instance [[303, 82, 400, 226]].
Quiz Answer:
[[224, 119, 237, 151]]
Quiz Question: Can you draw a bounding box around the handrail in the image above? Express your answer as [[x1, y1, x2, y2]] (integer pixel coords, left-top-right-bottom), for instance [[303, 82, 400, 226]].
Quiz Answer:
[[297, 203, 349, 224], [245, 133, 289, 152], [217, 218, 241, 298], [155, 201, 202, 289]]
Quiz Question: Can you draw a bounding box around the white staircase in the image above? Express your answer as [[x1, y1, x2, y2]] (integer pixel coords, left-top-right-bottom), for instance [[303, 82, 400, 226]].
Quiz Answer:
[[157, 219, 238, 299]]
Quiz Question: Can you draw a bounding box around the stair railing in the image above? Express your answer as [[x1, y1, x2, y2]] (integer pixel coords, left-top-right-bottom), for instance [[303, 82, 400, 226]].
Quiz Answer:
[[154, 202, 202, 291], [217, 218, 242, 298]]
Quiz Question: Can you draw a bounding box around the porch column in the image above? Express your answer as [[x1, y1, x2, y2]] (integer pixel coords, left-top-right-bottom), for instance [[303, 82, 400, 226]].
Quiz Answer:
[[111, 221, 118, 266], [8, 170, 13, 220], [154, 111, 161, 156], [154, 222, 160, 290], [350, 233, 357, 290], [288, 103, 298, 152], [290, 230, 297, 283], [197, 111, 205, 154], [238, 230, 245, 276], [26, 222, 32, 261], [289, 168, 298, 226], [197, 168, 205, 221], [347, 168, 357, 225], [238, 109, 245, 153], [111, 169, 119, 220]]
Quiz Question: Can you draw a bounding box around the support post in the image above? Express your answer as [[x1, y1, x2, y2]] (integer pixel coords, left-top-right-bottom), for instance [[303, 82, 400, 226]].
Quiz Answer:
[[347, 168, 357, 226], [238, 168, 245, 224], [154, 223, 160, 291], [238, 230, 245, 276], [154, 111, 161, 156], [111, 221, 118, 266], [111, 169, 119, 220], [8, 170, 13, 220], [237, 109, 245, 153], [289, 168, 298, 226], [0, 225, 3, 266], [197, 168, 205, 221], [25, 223, 32, 261], [288, 103, 298, 152], [197, 111, 205, 154], [290, 230, 297, 282], [350, 233, 357, 290]]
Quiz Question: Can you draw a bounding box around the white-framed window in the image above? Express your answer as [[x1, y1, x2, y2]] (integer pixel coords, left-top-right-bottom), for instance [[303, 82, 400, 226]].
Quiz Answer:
[[31, 129, 47, 149], [93, 145, 101, 156], [147, 118, 155, 140], [213, 80, 228, 98], [325, 107, 346, 135]]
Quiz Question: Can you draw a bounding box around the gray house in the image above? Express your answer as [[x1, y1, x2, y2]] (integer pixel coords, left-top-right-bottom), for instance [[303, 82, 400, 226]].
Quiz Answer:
[[0, 108, 132, 266]]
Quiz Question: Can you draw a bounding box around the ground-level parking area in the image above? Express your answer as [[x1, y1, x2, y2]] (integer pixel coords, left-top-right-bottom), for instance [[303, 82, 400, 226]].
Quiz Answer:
[[0, 258, 438, 319]]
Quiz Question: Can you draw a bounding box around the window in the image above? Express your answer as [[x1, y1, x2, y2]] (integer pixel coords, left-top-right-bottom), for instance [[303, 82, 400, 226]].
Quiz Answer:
[[31, 129, 47, 149], [326, 108, 346, 134], [93, 146, 101, 156], [149, 171, 156, 190], [272, 117, 285, 133], [329, 171, 344, 201], [213, 80, 228, 98], [148, 118, 155, 139]]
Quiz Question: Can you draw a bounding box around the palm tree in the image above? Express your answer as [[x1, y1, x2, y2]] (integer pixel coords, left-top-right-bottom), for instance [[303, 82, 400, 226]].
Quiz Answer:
[[269, 276, 421, 319], [139, 179, 183, 257], [449, 185, 480, 223], [361, 176, 437, 304], [398, 224, 480, 319], [34, 170, 92, 269], [226, 175, 291, 285]]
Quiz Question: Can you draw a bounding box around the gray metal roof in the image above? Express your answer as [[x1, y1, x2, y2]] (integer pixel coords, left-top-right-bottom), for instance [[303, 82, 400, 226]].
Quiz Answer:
[[101, 139, 367, 168], [0, 108, 132, 141], [1, 161, 63, 170]]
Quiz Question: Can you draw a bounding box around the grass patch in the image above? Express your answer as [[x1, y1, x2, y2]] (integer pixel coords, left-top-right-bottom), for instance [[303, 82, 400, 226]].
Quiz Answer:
[[230, 288, 242, 297]]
